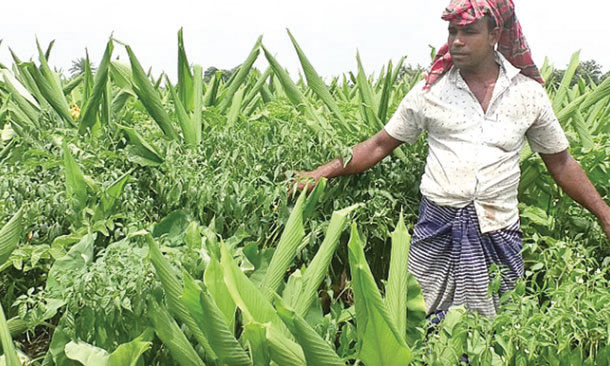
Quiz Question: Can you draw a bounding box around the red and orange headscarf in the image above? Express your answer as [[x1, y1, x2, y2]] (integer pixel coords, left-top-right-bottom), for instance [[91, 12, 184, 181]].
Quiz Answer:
[[424, 0, 543, 89]]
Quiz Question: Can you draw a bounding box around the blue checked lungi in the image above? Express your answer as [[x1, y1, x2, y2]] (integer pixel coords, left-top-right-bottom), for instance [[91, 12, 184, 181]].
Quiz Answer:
[[409, 197, 523, 317]]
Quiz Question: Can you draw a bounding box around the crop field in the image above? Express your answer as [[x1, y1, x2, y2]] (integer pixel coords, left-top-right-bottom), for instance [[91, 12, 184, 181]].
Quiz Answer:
[[1, 30, 610, 365]]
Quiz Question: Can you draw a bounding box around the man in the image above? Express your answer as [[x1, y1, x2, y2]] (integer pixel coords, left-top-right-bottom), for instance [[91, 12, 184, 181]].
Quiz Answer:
[[298, 0, 610, 316]]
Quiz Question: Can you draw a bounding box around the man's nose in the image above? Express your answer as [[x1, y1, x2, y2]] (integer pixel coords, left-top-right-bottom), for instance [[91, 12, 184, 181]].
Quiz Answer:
[[452, 36, 464, 47]]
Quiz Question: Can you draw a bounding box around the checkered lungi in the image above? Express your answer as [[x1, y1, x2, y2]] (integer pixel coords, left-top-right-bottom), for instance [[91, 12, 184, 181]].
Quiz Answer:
[[409, 197, 524, 317]]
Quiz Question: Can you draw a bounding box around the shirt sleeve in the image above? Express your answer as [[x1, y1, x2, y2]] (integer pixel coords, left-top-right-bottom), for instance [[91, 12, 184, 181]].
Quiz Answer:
[[384, 81, 425, 144], [525, 87, 570, 154]]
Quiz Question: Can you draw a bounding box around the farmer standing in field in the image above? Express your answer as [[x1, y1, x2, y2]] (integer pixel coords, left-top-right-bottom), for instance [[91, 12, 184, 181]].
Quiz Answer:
[[297, 0, 610, 317]]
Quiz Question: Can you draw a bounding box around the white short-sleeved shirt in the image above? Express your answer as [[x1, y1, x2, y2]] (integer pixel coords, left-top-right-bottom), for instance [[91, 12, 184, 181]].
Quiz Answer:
[[384, 53, 569, 233]]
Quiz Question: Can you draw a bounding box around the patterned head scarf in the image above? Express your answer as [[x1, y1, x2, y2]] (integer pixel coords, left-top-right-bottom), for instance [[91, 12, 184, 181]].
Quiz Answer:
[[423, 0, 543, 89]]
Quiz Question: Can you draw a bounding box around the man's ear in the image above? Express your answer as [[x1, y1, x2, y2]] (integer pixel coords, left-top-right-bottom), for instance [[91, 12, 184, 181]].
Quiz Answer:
[[490, 27, 501, 47]]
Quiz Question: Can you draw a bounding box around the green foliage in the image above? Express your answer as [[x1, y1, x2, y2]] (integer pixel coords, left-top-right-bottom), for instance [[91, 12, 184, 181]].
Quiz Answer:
[[0, 32, 609, 366]]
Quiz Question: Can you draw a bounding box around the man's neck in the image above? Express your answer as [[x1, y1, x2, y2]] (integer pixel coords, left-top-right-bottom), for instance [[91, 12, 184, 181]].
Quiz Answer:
[[459, 57, 500, 86]]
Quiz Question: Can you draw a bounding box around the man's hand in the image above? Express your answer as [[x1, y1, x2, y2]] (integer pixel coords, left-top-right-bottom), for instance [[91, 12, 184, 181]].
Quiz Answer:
[[293, 170, 320, 193], [289, 130, 403, 196]]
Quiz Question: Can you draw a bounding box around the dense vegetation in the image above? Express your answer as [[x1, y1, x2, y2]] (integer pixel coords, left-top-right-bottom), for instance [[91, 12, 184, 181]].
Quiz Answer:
[[1, 30, 610, 365]]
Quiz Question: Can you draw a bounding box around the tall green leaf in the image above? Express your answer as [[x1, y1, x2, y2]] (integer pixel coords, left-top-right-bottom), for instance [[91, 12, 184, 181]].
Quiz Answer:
[[117, 125, 164, 166], [226, 86, 245, 125], [219, 36, 262, 113], [63, 142, 88, 212], [166, 76, 198, 146], [80, 40, 114, 133], [286, 29, 347, 127], [125, 45, 178, 139], [182, 273, 252, 366], [192, 65, 203, 143], [243, 67, 272, 107], [262, 45, 306, 107], [203, 71, 222, 107], [1, 69, 40, 124], [147, 299, 206, 366], [177, 28, 194, 113], [355, 52, 382, 130], [0, 304, 20, 366], [0, 208, 23, 267], [30, 39, 73, 124], [386, 214, 427, 344], [289, 204, 361, 317], [276, 303, 345, 366], [204, 258, 236, 328], [259, 189, 307, 301], [147, 235, 216, 361], [385, 213, 410, 338], [348, 224, 413, 366], [552, 51, 580, 113]]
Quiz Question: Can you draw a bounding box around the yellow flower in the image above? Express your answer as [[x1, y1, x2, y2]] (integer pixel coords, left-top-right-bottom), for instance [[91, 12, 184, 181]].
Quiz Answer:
[[70, 104, 81, 120]]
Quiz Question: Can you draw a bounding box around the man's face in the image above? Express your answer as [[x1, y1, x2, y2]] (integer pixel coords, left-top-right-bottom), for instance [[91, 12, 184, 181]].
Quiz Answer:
[[447, 18, 500, 73]]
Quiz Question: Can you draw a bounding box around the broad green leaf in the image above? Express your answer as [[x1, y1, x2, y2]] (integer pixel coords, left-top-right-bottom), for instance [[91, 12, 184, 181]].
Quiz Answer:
[[109, 61, 133, 90], [107, 329, 152, 366], [385, 213, 410, 339], [117, 125, 164, 166], [302, 177, 326, 220], [101, 171, 132, 214], [177, 28, 194, 113], [147, 299, 205, 366], [182, 273, 252, 366], [46, 234, 95, 296], [147, 235, 216, 360], [260, 189, 307, 301], [80, 40, 114, 132], [220, 242, 285, 329], [64, 341, 109, 366], [266, 324, 307, 366], [125, 45, 178, 139], [348, 224, 412, 366], [0, 208, 23, 267], [290, 203, 361, 317], [276, 303, 345, 366], [219, 36, 262, 113], [242, 322, 270, 366], [204, 257, 236, 328], [63, 141, 88, 212], [0, 304, 20, 366]]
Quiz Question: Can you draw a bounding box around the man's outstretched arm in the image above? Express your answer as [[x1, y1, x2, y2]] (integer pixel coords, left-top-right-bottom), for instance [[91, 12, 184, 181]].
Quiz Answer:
[[540, 149, 610, 238], [297, 129, 403, 187]]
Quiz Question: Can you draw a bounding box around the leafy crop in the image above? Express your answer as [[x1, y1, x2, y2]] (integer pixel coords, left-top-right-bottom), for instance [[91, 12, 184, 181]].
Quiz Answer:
[[0, 28, 609, 365]]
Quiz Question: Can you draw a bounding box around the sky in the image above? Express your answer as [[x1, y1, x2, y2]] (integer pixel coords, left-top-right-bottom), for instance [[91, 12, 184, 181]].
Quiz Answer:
[[2, 0, 609, 82]]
